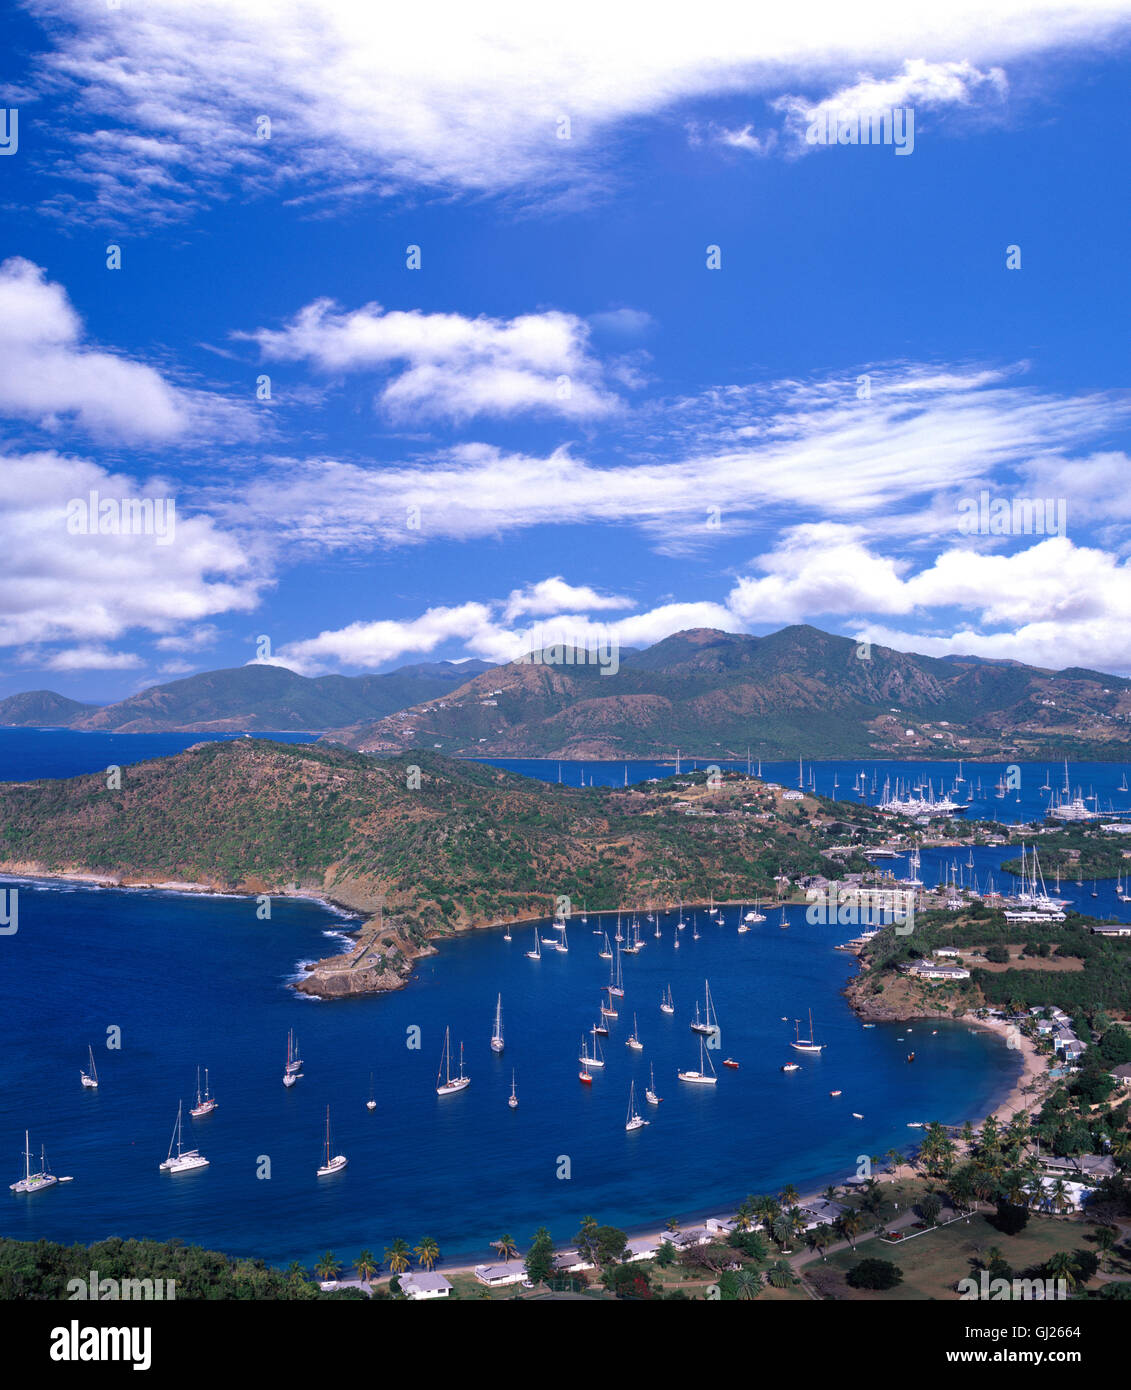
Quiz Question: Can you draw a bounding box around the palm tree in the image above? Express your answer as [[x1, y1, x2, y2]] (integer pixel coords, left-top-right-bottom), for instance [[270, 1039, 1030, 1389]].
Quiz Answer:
[[355, 1249, 378, 1285], [885, 1148, 903, 1182], [1047, 1250, 1080, 1290], [1093, 1224, 1118, 1269], [286, 1260, 307, 1288], [733, 1267, 762, 1300], [1049, 1178, 1073, 1217], [665, 1215, 681, 1233], [494, 1233, 520, 1263], [733, 1198, 756, 1233], [837, 1210, 864, 1250], [770, 1213, 793, 1250], [384, 1238, 412, 1275], [314, 1251, 341, 1282], [766, 1259, 795, 1289], [414, 1237, 440, 1271], [779, 1183, 800, 1208]]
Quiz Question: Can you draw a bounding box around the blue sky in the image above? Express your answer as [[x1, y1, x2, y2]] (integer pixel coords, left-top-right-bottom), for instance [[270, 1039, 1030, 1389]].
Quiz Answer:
[[2, 2, 1130, 699]]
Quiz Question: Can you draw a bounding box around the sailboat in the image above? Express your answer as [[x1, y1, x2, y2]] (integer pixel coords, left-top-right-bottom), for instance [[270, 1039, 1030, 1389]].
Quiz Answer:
[[525, 929, 541, 961], [189, 1066, 217, 1117], [80, 1044, 99, 1090], [677, 1035, 718, 1085], [600, 989, 619, 1019], [660, 984, 675, 1016], [1121, 771, 1129, 793], [581, 1026, 606, 1068], [626, 1014, 643, 1050], [436, 1027, 470, 1094], [598, 932, 613, 960], [609, 943, 624, 997], [790, 1009, 824, 1054], [490, 994, 505, 1053], [159, 1101, 209, 1172], [9, 1132, 59, 1193], [1041, 768, 1052, 791], [779, 905, 789, 928], [744, 899, 765, 923], [578, 1036, 593, 1085], [645, 1063, 663, 1105], [366, 1072, 377, 1111], [689, 980, 719, 1036], [502, 926, 512, 942], [625, 1081, 649, 1131], [508, 1070, 519, 1109], [283, 1029, 303, 1087], [555, 922, 569, 953], [315, 1106, 347, 1176]]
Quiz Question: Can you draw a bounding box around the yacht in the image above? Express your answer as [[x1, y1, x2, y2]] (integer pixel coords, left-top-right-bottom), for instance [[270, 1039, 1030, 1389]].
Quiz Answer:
[[315, 1106, 348, 1176], [436, 1028, 470, 1094], [159, 1102, 209, 1173], [645, 1064, 663, 1105], [508, 1071, 519, 1109], [189, 1066, 218, 1117], [689, 979, 719, 1036], [625, 1081, 649, 1131], [790, 1009, 824, 1054], [660, 984, 675, 1015], [80, 1044, 99, 1090], [490, 994, 505, 1053], [10, 1132, 59, 1193], [626, 1014, 643, 1050], [677, 1035, 718, 1085]]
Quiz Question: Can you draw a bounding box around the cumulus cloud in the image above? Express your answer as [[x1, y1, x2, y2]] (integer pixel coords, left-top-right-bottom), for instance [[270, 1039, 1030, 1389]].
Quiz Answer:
[[0, 449, 266, 663], [239, 300, 621, 422], [502, 577, 635, 621], [26, 0, 1131, 218]]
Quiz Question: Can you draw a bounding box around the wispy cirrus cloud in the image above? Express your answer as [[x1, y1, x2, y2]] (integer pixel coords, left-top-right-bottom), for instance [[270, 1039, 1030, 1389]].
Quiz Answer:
[[26, 0, 1131, 220]]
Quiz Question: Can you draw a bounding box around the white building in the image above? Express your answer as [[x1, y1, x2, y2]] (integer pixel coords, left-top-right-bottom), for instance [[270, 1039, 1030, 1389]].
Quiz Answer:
[[400, 1271, 453, 1300]]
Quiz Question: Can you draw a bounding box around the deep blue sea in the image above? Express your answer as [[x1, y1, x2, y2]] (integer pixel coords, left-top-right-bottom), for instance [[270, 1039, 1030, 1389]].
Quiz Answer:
[[4, 731, 1124, 1270]]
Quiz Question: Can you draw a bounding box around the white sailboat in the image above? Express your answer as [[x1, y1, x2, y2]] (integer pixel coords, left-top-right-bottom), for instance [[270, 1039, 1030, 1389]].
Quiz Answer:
[[625, 1080, 649, 1131], [189, 1066, 217, 1117], [315, 1105, 347, 1176], [436, 1027, 470, 1094], [283, 1029, 303, 1087], [508, 1070, 519, 1109], [626, 1013, 643, 1050], [744, 899, 765, 923], [80, 1044, 99, 1090], [598, 932, 613, 960], [689, 979, 719, 1036], [555, 922, 569, 953], [526, 928, 541, 960], [645, 1063, 663, 1105], [790, 1009, 824, 1054], [159, 1101, 209, 1173], [677, 1035, 718, 1085], [9, 1132, 59, 1193], [579, 1026, 605, 1069], [490, 993, 505, 1053], [609, 943, 624, 997], [660, 984, 675, 1015], [366, 1072, 377, 1111]]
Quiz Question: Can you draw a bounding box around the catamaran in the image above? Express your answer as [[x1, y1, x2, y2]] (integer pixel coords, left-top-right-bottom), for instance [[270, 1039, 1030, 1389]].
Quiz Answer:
[[625, 1080, 649, 1131], [790, 1009, 824, 1054], [436, 1028, 470, 1094], [159, 1101, 209, 1173], [689, 979, 719, 1036], [660, 984, 675, 1015], [645, 1063, 663, 1105], [744, 900, 766, 923], [508, 1070, 519, 1109], [189, 1066, 217, 1117], [283, 1029, 303, 1087], [80, 1044, 99, 1090], [10, 1132, 59, 1193], [316, 1105, 347, 1176], [626, 1014, 643, 1050], [490, 993, 505, 1053], [677, 1035, 718, 1085], [526, 929, 541, 960]]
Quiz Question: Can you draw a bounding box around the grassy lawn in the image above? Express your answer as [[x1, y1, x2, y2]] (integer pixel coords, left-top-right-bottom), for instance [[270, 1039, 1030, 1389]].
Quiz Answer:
[[804, 1212, 1104, 1300]]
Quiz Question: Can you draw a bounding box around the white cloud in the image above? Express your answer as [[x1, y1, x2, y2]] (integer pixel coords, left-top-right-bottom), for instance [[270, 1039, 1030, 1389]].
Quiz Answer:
[[266, 603, 497, 675], [772, 58, 1009, 152], [27, 0, 1131, 217], [0, 449, 266, 658], [0, 258, 187, 441], [36, 645, 145, 672], [239, 299, 621, 422], [502, 577, 635, 621]]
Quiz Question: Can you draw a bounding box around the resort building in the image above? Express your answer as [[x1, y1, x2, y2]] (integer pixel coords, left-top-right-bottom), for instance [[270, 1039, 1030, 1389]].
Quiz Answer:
[[932, 947, 961, 958], [625, 1235, 660, 1262], [799, 1198, 847, 1230], [1039, 1154, 1117, 1181], [473, 1263, 526, 1287], [1109, 1063, 1131, 1087], [902, 959, 971, 982], [400, 1271, 453, 1300], [551, 1249, 595, 1274], [1091, 924, 1131, 936]]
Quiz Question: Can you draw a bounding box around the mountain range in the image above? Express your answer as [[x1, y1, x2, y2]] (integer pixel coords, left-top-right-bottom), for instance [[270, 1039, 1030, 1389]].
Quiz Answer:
[[3, 626, 1129, 757]]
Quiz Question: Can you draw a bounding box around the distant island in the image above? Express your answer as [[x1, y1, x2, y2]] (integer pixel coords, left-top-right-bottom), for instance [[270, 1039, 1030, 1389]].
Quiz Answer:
[[3, 625, 1130, 760]]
